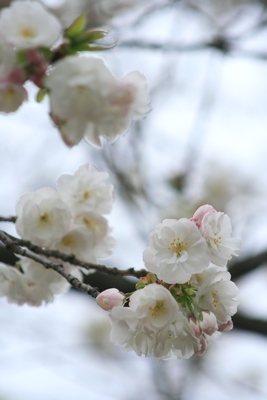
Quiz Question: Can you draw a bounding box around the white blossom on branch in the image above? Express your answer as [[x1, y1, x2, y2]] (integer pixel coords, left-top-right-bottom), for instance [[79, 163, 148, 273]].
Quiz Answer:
[[45, 55, 150, 147], [0, 1, 62, 49]]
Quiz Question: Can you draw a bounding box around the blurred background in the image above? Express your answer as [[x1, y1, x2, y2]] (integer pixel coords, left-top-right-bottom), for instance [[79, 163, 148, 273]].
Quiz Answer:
[[1, 0, 267, 399]]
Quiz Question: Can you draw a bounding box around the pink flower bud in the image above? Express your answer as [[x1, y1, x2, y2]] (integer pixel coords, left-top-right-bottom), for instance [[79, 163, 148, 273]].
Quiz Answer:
[[192, 205, 216, 225], [194, 335, 207, 356], [96, 288, 125, 311], [199, 310, 218, 336], [218, 319, 233, 332], [189, 217, 201, 229], [188, 316, 202, 338]]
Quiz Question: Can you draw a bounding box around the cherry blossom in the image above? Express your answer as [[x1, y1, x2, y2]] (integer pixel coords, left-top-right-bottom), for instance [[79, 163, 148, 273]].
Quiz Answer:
[[0, 1, 62, 49], [45, 55, 150, 147], [57, 164, 114, 215], [16, 187, 72, 247], [143, 218, 210, 284]]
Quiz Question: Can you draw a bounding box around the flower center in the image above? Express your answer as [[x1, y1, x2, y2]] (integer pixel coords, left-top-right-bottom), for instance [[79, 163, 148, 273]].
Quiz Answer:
[[39, 213, 50, 225], [168, 237, 188, 255], [212, 290, 219, 307], [149, 300, 166, 317], [19, 27, 36, 38], [83, 217, 97, 230], [61, 235, 75, 247], [81, 190, 95, 202]]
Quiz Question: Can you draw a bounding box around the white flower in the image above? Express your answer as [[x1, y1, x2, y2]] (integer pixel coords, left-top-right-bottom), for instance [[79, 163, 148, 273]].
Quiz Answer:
[[0, 257, 80, 306], [155, 314, 201, 360], [0, 82, 27, 113], [109, 284, 179, 357], [54, 226, 97, 262], [16, 187, 71, 247], [74, 211, 116, 258], [0, 262, 28, 305], [195, 267, 239, 324], [96, 288, 125, 311], [53, 222, 115, 262], [199, 210, 242, 267], [0, 1, 62, 49], [74, 212, 110, 240], [129, 283, 179, 331], [18, 257, 70, 306], [45, 55, 150, 147], [143, 218, 210, 284], [0, 35, 16, 79], [57, 164, 114, 215]]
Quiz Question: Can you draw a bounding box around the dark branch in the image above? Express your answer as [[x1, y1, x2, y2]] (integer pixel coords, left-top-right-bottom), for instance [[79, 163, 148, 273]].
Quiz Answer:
[[0, 229, 147, 279], [0, 216, 17, 223], [229, 250, 267, 280], [0, 230, 100, 298], [118, 37, 232, 53], [232, 313, 267, 337]]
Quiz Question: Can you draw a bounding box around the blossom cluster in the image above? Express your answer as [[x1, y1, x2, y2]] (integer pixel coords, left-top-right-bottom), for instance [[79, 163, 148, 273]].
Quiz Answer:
[[97, 205, 241, 360], [0, 164, 116, 305], [0, 0, 150, 146]]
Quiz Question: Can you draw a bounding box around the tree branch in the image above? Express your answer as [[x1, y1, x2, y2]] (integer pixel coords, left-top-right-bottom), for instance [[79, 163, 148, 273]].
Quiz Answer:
[[118, 37, 232, 53], [232, 313, 267, 337], [0, 229, 147, 279], [0, 230, 100, 298], [0, 216, 17, 223], [229, 250, 267, 280]]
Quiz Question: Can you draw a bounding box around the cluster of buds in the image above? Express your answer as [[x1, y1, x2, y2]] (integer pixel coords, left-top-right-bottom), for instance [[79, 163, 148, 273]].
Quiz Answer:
[[97, 205, 241, 360], [0, 164, 116, 306], [0, 0, 150, 146]]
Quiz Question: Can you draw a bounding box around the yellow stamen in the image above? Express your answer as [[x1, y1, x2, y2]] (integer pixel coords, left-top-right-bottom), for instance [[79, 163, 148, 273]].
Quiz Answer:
[[149, 300, 166, 317], [19, 27, 35, 38], [168, 238, 188, 255]]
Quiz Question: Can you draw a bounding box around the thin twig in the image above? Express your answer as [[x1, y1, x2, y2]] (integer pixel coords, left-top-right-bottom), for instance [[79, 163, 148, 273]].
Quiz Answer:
[[0, 216, 17, 223]]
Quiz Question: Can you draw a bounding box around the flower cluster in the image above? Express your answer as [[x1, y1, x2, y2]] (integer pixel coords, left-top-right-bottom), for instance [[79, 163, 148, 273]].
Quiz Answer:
[[0, 0, 150, 146], [97, 205, 241, 359], [0, 164, 115, 305]]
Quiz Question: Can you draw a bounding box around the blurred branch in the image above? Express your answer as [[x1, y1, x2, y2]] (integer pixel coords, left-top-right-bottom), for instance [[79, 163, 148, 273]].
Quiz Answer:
[[118, 37, 231, 53], [229, 250, 267, 280], [0, 215, 17, 223], [232, 312, 267, 336]]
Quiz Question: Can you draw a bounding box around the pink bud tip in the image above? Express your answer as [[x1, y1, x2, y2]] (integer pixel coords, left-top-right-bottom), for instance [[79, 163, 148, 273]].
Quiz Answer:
[[96, 288, 125, 311], [200, 310, 218, 336], [218, 319, 233, 332], [188, 316, 202, 338], [192, 204, 216, 224], [189, 217, 201, 229]]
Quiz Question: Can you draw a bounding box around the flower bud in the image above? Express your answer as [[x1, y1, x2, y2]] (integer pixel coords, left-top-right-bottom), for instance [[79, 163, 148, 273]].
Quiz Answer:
[[218, 319, 233, 332], [96, 288, 125, 311], [192, 204, 216, 226], [188, 316, 202, 338], [199, 310, 218, 336], [194, 335, 207, 356]]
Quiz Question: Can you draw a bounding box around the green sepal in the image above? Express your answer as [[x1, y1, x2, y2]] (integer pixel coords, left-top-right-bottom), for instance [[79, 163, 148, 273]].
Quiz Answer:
[[135, 273, 157, 290], [16, 50, 27, 66], [87, 41, 118, 51], [36, 88, 48, 103], [84, 29, 108, 42], [38, 47, 52, 61], [135, 281, 146, 290], [65, 14, 86, 39]]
